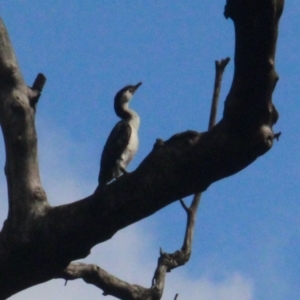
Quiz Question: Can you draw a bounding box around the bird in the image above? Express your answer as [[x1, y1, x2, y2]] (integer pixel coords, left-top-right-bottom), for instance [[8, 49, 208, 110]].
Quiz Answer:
[[98, 82, 142, 189]]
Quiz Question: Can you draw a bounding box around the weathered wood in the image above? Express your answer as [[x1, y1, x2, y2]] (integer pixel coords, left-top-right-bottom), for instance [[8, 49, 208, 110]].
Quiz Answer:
[[0, 0, 284, 298]]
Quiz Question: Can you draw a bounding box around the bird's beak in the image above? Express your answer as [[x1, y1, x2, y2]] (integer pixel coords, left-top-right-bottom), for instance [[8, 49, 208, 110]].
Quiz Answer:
[[133, 82, 142, 93]]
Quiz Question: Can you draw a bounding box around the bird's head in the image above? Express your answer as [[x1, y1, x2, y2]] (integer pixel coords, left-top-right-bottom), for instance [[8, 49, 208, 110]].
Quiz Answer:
[[114, 82, 142, 106]]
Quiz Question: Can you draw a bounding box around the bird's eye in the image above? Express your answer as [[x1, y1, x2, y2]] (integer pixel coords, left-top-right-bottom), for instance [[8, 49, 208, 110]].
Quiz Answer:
[[128, 88, 134, 94]]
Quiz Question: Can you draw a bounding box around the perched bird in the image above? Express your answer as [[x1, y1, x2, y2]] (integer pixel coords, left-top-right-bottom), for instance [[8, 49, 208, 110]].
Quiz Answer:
[[98, 82, 142, 188]]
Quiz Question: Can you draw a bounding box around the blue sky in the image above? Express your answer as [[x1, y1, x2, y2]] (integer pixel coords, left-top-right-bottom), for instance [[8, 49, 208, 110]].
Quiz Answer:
[[0, 1, 299, 300]]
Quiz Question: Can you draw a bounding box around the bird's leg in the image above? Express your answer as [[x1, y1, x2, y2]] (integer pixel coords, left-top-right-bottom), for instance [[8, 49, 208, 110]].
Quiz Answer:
[[116, 160, 130, 177], [120, 167, 129, 175]]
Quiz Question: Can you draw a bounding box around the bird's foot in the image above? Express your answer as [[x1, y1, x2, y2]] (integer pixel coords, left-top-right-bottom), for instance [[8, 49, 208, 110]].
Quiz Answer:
[[120, 167, 130, 176]]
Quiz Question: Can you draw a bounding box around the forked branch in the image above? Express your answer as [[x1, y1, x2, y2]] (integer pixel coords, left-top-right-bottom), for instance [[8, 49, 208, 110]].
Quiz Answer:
[[58, 194, 201, 300], [58, 57, 230, 299]]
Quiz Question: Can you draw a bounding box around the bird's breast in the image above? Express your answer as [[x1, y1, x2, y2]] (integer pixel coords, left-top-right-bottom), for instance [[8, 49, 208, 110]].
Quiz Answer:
[[120, 124, 139, 168]]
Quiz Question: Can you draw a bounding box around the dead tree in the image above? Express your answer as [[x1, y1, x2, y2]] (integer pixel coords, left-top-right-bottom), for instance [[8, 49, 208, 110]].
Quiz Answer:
[[0, 0, 284, 299]]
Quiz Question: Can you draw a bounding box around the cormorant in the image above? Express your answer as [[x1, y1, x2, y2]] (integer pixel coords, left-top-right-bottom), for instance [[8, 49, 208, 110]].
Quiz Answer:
[[98, 82, 142, 188]]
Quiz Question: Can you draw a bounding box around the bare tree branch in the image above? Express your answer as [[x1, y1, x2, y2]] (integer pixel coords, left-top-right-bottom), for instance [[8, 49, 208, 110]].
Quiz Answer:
[[59, 263, 156, 300], [209, 58, 230, 129], [57, 55, 231, 299], [58, 194, 201, 300]]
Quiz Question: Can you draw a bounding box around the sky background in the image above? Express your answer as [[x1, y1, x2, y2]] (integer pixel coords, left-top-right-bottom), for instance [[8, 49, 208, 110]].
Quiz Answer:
[[0, 1, 299, 300]]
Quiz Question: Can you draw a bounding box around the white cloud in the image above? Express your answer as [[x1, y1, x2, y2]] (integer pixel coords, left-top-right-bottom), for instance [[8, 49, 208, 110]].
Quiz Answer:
[[10, 222, 254, 300], [163, 272, 253, 300]]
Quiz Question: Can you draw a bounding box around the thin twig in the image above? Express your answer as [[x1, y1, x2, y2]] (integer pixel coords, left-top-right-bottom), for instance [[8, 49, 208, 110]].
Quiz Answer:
[[208, 57, 230, 130], [192, 57, 231, 213], [191, 57, 231, 223], [179, 198, 189, 212]]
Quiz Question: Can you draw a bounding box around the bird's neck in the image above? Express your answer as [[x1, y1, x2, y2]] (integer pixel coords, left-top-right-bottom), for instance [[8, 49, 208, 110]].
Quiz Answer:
[[115, 103, 139, 122], [116, 103, 140, 129]]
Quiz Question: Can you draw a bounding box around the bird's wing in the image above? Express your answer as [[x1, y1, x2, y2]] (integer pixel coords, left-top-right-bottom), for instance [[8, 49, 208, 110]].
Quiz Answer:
[[99, 121, 131, 185]]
